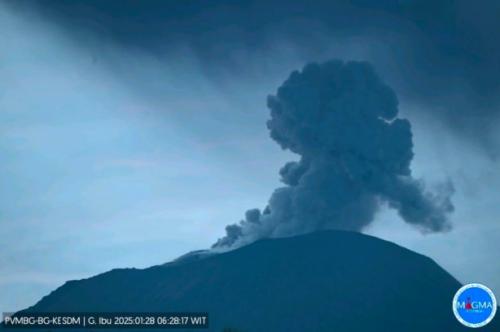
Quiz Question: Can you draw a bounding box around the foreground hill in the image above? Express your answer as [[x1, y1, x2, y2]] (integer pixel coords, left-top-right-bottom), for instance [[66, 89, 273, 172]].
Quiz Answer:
[[11, 231, 500, 331]]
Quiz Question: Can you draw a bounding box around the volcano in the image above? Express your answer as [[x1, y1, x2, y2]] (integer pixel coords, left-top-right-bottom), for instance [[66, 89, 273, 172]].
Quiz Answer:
[[9, 231, 499, 331]]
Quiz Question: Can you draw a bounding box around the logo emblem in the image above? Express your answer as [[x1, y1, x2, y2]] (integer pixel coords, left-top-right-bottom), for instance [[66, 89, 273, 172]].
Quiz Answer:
[[453, 283, 497, 328]]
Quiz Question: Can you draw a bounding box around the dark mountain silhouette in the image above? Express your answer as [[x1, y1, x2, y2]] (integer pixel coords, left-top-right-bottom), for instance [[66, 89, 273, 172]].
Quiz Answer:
[[8, 231, 500, 331]]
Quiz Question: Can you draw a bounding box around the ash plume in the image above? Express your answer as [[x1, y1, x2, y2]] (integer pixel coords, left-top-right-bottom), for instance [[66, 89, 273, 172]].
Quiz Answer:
[[214, 60, 454, 249]]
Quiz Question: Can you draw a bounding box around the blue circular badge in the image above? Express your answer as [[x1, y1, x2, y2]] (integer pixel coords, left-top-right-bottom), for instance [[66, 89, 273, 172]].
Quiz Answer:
[[453, 283, 497, 328]]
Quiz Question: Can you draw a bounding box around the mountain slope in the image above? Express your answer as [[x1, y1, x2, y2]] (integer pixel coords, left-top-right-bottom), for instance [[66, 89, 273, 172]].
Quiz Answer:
[[14, 231, 500, 331]]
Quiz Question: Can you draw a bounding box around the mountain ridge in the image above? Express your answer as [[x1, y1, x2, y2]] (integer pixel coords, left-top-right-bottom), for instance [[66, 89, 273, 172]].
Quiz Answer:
[[10, 231, 500, 331]]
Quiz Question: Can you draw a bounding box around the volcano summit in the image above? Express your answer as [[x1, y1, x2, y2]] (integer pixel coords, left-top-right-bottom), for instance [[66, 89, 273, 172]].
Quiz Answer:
[[8, 231, 499, 331]]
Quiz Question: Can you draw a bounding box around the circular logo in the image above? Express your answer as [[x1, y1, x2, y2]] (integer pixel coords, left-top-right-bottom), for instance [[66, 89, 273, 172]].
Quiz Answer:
[[453, 283, 497, 328]]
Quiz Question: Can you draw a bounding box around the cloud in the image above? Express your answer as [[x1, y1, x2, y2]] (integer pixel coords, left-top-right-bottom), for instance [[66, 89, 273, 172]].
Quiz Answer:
[[214, 60, 454, 248], [14, 0, 500, 154]]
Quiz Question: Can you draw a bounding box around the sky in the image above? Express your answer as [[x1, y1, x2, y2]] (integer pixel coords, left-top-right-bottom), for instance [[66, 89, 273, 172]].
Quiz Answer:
[[1, 0, 500, 314]]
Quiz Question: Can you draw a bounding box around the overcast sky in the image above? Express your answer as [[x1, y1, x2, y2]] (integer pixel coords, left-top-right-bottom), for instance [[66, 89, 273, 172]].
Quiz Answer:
[[1, 0, 499, 314]]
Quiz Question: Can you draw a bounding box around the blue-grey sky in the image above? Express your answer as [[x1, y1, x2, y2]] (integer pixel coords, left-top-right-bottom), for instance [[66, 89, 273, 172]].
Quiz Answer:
[[1, 0, 499, 314]]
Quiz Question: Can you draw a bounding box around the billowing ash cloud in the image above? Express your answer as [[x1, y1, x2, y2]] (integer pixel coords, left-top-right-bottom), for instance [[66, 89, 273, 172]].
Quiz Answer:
[[214, 60, 454, 249]]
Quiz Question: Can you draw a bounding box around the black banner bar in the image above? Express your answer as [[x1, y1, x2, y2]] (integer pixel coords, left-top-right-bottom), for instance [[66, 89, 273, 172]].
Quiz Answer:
[[2, 312, 209, 329]]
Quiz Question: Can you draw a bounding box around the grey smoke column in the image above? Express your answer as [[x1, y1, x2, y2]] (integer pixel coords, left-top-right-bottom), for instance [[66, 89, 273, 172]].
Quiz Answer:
[[214, 60, 454, 248]]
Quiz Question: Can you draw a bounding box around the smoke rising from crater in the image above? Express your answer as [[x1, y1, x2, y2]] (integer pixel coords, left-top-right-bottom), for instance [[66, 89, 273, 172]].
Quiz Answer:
[[214, 60, 454, 248]]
